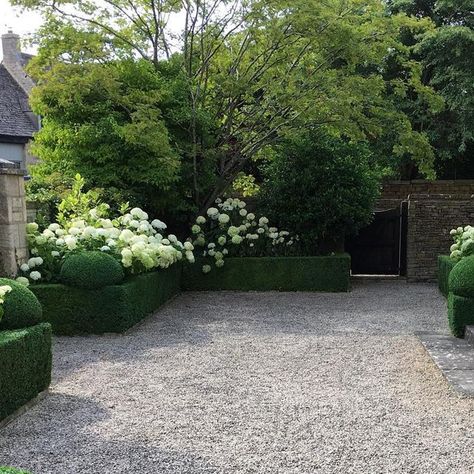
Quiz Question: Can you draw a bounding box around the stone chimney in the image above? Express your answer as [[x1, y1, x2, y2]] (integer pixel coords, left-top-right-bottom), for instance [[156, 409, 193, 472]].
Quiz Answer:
[[2, 30, 35, 94]]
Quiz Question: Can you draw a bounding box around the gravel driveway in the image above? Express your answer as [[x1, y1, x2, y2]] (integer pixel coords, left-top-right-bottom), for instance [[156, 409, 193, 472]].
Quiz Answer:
[[1, 280, 474, 474]]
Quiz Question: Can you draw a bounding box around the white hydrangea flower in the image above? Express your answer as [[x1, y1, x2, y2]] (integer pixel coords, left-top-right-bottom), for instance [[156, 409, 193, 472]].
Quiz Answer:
[[218, 213, 230, 224], [207, 207, 219, 218], [20, 263, 30, 272], [239, 209, 247, 217], [184, 241, 194, 251], [151, 219, 167, 230], [16, 277, 29, 287], [26, 222, 39, 233], [192, 224, 201, 234], [215, 259, 225, 268], [100, 246, 111, 252], [218, 236, 227, 246], [259, 217, 269, 226], [246, 213, 255, 221], [202, 264, 211, 274], [196, 216, 206, 225], [30, 271, 41, 281], [51, 251, 60, 257], [231, 235, 243, 244]]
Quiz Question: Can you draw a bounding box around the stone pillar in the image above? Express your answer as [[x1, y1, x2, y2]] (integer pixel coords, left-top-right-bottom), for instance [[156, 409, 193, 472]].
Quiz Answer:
[[0, 167, 28, 277]]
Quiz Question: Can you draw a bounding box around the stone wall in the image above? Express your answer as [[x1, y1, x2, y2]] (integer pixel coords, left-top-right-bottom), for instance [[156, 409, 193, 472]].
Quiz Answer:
[[406, 194, 474, 281], [381, 180, 474, 201], [0, 168, 28, 276]]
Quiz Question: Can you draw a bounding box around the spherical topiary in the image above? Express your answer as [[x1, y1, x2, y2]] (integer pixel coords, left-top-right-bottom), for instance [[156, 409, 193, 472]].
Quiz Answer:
[[0, 278, 42, 330], [448, 256, 474, 298], [60, 251, 124, 289]]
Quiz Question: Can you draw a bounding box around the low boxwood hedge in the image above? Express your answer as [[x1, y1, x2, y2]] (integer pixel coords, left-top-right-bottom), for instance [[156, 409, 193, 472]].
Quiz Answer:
[[438, 255, 457, 298], [448, 293, 474, 338], [0, 323, 52, 422], [31, 265, 181, 335], [182, 255, 351, 292]]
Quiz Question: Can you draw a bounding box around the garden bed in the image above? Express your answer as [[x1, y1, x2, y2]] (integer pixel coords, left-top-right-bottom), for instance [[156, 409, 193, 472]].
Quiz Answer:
[[182, 255, 351, 292], [438, 255, 457, 297], [31, 265, 181, 335], [0, 323, 52, 422]]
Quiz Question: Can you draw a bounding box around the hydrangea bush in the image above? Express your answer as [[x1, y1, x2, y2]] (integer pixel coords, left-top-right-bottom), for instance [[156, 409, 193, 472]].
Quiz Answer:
[[0, 285, 12, 320], [20, 206, 194, 283], [190, 197, 296, 273], [450, 225, 474, 261]]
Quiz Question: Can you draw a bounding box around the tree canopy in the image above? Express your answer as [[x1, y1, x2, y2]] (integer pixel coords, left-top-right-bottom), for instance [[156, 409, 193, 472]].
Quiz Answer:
[[13, 0, 460, 218]]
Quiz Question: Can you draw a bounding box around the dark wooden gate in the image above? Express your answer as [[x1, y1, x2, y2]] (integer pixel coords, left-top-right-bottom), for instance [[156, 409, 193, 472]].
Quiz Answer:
[[346, 203, 407, 275]]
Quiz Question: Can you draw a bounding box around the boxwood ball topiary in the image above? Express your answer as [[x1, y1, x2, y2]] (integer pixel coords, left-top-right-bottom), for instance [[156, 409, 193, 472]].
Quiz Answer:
[[60, 251, 124, 289], [0, 278, 42, 330], [448, 256, 474, 298]]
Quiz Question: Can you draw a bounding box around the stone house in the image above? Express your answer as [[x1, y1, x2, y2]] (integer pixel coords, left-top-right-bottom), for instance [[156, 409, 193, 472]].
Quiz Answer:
[[0, 31, 39, 170]]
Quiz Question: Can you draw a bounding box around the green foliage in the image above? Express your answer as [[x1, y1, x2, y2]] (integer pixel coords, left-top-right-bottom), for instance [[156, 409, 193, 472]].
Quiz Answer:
[[56, 174, 109, 228], [0, 279, 43, 331], [0, 469, 31, 474], [448, 293, 474, 338], [14, 0, 441, 215], [32, 266, 181, 335], [182, 256, 351, 292], [259, 131, 382, 253], [448, 256, 474, 298], [0, 323, 52, 421], [438, 255, 457, 297], [60, 251, 125, 289], [28, 58, 183, 218], [232, 174, 260, 198]]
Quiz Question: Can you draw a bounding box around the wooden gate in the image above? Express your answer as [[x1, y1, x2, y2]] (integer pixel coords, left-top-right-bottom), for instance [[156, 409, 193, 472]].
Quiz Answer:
[[346, 203, 407, 275]]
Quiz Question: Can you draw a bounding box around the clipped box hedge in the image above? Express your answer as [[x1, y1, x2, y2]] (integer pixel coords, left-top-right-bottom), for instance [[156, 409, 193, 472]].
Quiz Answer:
[[182, 255, 351, 292], [438, 255, 457, 297], [0, 323, 52, 422], [31, 265, 181, 335], [448, 293, 474, 338]]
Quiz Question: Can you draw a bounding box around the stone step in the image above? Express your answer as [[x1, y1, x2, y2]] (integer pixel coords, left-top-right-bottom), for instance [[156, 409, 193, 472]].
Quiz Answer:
[[465, 326, 474, 347], [417, 332, 474, 396]]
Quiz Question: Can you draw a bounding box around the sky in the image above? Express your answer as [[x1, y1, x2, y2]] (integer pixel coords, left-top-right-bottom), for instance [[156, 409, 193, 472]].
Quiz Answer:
[[0, 0, 43, 58]]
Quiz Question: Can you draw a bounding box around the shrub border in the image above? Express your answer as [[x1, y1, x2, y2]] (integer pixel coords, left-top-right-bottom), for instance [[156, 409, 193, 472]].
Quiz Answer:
[[31, 265, 181, 336], [0, 323, 52, 422], [182, 255, 351, 292]]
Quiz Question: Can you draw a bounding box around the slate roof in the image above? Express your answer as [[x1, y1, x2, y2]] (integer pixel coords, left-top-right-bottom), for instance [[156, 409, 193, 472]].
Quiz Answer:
[[0, 64, 37, 139]]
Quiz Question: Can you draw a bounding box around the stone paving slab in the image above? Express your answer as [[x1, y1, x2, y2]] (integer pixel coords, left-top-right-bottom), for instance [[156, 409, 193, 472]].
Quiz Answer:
[[417, 332, 474, 395]]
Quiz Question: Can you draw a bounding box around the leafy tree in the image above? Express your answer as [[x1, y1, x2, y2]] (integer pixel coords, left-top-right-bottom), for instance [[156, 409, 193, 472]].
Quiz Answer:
[[17, 0, 439, 213], [388, 0, 474, 178], [259, 130, 383, 253]]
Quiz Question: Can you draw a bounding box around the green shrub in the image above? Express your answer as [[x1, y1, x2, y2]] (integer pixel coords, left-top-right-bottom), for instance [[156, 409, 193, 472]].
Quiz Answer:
[[448, 293, 474, 338], [0, 468, 31, 473], [448, 255, 474, 298], [60, 251, 124, 289], [0, 323, 52, 421], [258, 130, 382, 254], [182, 256, 351, 292], [0, 279, 42, 330], [32, 265, 181, 335], [438, 255, 457, 297]]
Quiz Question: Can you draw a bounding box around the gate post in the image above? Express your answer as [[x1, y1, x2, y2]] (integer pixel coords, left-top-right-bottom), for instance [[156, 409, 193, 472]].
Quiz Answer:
[[0, 163, 28, 277]]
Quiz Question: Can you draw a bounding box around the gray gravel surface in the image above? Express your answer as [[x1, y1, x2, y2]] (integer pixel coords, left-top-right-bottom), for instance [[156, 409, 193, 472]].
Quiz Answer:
[[2, 280, 474, 474]]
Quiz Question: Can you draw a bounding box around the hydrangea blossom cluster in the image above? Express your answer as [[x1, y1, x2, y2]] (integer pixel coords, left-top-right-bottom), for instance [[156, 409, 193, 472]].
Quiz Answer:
[[191, 197, 296, 273], [450, 225, 474, 261], [0, 285, 12, 319], [22, 206, 195, 282]]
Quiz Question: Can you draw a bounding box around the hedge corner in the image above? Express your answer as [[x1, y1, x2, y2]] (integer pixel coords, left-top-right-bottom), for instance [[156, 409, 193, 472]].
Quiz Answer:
[[438, 255, 457, 298], [0, 322, 52, 422]]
